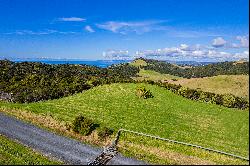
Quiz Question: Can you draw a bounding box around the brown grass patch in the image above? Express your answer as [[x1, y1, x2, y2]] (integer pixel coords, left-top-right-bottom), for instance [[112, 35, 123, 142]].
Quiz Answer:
[[169, 75, 249, 100], [118, 142, 216, 165]]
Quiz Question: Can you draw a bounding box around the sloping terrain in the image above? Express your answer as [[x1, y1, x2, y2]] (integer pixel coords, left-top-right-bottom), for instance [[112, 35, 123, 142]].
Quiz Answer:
[[1, 83, 248, 164], [132, 69, 182, 81], [169, 75, 249, 100]]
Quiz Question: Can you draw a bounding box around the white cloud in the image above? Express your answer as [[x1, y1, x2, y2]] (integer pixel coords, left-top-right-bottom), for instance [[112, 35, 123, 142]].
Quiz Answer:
[[103, 50, 130, 60], [212, 37, 227, 48], [168, 30, 219, 38], [2, 29, 76, 35], [236, 36, 249, 48], [233, 50, 249, 59], [96, 20, 167, 34], [84, 25, 95, 33], [105, 42, 249, 61], [58, 17, 86, 22], [180, 44, 190, 51]]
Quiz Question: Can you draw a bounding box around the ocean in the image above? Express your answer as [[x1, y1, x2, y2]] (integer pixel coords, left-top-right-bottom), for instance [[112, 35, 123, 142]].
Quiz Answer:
[[10, 59, 218, 68], [13, 60, 131, 68]]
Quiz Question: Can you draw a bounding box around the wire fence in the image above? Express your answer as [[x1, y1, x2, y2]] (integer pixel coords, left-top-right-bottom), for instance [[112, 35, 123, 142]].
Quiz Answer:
[[112, 128, 249, 161]]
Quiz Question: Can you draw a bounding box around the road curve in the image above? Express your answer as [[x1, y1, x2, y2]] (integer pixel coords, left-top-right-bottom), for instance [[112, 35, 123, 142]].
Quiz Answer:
[[0, 112, 147, 165]]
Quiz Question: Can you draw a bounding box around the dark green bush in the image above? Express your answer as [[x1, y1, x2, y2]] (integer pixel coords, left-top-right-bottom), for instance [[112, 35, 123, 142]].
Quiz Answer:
[[136, 86, 154, 99], [72, 115, 95, 136], [211, 94, 224, 105], [97, 126, 114, 139], [222, 94, 237, 108], [177, 86, 188, 97], [234, 97, 249, 109]]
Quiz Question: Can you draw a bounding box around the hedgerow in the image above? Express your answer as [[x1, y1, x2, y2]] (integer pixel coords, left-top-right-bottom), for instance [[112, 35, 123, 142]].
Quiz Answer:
[[139, 80, 249, 110]]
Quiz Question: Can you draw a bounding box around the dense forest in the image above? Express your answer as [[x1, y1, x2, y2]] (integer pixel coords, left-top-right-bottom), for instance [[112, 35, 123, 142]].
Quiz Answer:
[[0, 60, 139, 103], [141, 58, 249, 78]]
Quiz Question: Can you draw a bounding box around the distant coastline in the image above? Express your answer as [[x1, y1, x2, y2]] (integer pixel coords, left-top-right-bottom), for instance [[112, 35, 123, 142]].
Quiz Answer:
[[9, 59, 131, 68], [1, 58, 228, 67]]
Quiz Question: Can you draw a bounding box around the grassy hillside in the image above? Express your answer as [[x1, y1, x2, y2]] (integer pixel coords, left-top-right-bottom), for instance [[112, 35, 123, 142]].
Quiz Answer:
[[0, 135, 61, 165], [170, 75, 249, 100], [0, 83, 249, 164], [132, 69, 182, 81], [129, 59, 148, 67]]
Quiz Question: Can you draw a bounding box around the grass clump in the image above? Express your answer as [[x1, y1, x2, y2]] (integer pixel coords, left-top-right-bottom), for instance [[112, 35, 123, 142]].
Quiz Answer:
[[97, 126, 114, 139], [136, 86, 154, 99], [72, 115, 96, 136], [72, 115, 113, 139]]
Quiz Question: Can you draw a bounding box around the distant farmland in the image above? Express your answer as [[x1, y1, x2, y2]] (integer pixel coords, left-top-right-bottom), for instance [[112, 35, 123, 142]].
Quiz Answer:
[[169, 75, 249, 100]]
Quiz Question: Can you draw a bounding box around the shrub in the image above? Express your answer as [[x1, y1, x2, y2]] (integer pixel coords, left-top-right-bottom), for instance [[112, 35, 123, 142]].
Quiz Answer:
[[199, 91, 214, 103], [177, 86, 188, 97], [136, 86, 154, 99], [222, 94, 237, 108], [97, 126, 114, 139], [234, 97, 249, 110], [187, 89, 200, 100], [72, 115, 95, 136]]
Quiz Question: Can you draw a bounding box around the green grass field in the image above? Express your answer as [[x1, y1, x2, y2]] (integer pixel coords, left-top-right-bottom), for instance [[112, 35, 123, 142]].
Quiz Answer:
[[132, 69, 182, 81], [0, 83, 249, 164], [0, 135, 61, 165], [170, 75, 249, 100]]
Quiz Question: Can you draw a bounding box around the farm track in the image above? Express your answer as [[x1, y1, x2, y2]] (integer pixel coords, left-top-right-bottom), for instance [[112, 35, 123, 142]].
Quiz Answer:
[[0, 112, 147, 165]]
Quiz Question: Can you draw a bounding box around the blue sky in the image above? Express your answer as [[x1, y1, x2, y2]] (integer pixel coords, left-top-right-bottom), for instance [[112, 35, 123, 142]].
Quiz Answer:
[[0, 0, 249, 61]]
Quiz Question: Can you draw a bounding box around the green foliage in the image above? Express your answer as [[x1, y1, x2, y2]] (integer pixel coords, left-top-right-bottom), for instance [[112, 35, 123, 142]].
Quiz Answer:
[[222, 94, 237, 108], [136, 86, 154, 99], [151, 81, 249, 109], [140, 58, 249, 78], [0, 60, 139, 103], [72, 115, 114, 138], [97, 126, 114, 139], [72, 115, 95, 136], [211, 94, 224, 105]]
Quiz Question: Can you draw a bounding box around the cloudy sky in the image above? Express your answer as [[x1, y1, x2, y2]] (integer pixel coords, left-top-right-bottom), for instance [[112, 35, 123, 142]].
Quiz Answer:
[[0, 0, 249, 61]]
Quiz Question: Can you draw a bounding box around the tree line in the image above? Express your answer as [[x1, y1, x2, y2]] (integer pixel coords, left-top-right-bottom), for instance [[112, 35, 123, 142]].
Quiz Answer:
[[140, 58, 249, 78]]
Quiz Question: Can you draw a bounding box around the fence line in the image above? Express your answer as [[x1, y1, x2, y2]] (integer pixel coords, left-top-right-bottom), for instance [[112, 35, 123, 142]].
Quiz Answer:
[[112, 128, 249, 161]]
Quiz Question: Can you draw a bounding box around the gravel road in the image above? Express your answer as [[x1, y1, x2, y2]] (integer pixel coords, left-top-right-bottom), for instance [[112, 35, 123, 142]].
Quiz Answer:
[[0, 112, 147, 165]]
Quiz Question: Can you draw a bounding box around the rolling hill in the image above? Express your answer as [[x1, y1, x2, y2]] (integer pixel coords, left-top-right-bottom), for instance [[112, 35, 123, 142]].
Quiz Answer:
[[1, 83, 248, 164]]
